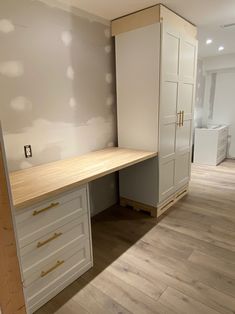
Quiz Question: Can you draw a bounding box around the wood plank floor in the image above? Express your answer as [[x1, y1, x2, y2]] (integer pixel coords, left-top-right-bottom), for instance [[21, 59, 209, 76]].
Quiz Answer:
[[36, 160, 235, 314]]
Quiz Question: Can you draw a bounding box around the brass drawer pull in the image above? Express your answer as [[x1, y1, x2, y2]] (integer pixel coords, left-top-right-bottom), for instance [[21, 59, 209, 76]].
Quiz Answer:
[[33, 202, 59, 216], [41, 260, 64, 278], [37, 232, 62, 248]]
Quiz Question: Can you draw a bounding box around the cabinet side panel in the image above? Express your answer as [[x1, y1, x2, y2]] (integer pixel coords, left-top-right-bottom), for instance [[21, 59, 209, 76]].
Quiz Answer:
[[0, 123, 26, 314], [119, 157, 158, 207], [194, 130, 218, 165], [115, 23, 160, 151]]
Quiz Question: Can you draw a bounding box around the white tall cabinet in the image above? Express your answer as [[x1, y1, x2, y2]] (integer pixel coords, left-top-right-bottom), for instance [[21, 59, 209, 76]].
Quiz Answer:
[[112, 5, 198, 217]]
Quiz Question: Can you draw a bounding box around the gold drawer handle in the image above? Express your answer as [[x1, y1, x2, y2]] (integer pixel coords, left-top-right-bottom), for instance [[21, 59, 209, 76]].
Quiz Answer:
[[41, 260, 64, 278], [37, 232, 62, 248], [33, 202, 59, 216]]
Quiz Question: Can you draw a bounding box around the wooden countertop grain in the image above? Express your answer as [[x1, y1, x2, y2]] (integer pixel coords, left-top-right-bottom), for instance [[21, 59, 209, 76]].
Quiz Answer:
[[10, 147, 157, 209]]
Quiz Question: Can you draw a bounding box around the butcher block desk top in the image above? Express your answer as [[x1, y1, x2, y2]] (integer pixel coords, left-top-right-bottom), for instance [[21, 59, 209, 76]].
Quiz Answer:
[[10, 147, 157, 209]]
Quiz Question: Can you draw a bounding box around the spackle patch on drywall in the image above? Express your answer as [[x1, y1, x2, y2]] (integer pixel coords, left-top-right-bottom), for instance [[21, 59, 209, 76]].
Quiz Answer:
[[61, 31, 72, 47], [106, 95, 114, 107], [66, 66, 74, 80], [105, 73, 112, 84], [104, 45, 111, 54], [0, 19, 15, 33], [10, 97, 32, 111], [104, 28, 111, 38], [69, 97, 77, 109], [4, 117, 115, 170], [0, 61, 24, 78]]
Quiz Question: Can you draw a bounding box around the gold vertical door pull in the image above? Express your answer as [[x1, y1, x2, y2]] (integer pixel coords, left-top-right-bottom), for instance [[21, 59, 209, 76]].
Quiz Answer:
[[177, 111, 182, 126], [181, 110, 184, 126]]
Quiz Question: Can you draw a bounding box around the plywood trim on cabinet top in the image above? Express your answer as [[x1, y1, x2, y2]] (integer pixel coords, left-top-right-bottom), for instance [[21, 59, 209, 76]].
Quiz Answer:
[[0, 124, 26, 314], [111, 5, 160, 36], [160, 5, 197, 38], [10, 147, 157, 209], [111, 4, 197, 38]]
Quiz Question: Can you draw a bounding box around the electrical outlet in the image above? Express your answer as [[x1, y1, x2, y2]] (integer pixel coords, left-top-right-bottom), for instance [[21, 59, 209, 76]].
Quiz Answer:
[[24, 145, 32, 158]]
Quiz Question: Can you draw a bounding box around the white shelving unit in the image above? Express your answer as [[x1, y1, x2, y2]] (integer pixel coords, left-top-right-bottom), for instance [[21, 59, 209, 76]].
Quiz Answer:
[[194, 125, 228, 165]]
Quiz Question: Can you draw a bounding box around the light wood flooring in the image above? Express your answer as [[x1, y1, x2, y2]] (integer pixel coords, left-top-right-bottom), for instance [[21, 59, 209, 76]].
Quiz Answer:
[[36, 160, 235, 314]]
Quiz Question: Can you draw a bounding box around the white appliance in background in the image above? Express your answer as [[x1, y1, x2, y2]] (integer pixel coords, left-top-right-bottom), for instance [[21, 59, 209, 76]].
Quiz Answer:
[[194, 125, 229, 165]]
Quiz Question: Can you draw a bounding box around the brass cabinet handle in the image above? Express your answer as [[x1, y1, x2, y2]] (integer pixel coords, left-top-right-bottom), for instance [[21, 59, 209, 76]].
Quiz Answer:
[[177, 111, 182, 126], [37, 232, 62, 248], [33, 202, 59, 216], [181, 110, 184, 127], [41, 260, 64, 278], [177, 111, 185, 127]]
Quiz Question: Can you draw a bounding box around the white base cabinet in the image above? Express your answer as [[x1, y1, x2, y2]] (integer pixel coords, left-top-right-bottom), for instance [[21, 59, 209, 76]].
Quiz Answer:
[[194, 125, 228, 165], [13, 185, 93, 313]]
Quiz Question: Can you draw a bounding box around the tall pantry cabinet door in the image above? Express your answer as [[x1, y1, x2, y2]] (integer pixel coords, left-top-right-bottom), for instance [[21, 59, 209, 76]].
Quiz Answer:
[[159, 26, 180, 202], [175, 36, 198, 189]]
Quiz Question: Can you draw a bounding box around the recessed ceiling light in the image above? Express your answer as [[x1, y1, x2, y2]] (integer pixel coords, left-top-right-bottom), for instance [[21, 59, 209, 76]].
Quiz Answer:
[[206, 39, 212, 44], [218, 46, 224, 51]]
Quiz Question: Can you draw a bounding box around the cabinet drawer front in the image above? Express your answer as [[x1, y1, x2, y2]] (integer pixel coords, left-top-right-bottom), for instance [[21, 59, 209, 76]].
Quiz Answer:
[[28, 261, 92, 314], [24, 240, 91, 297], [15, 187, 88, 248], [25, 241, 92, 311], [21, 214, 90, 277]]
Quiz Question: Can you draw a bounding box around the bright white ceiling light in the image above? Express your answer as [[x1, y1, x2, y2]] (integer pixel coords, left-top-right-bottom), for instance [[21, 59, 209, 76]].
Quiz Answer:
[[218, 46, 224, 51], [206, 39, 213, 44]]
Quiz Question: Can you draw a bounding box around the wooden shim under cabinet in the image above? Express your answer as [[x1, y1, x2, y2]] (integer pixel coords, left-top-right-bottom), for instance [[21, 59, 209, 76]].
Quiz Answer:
[[120, 185, 188, 219], [157, 185, 189, 218], [120, 197, 157, 218], [0, 123, 26, 314]]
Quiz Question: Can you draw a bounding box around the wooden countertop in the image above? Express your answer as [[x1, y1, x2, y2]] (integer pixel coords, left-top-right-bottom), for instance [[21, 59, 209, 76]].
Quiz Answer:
[[10, 147, 157, 209]]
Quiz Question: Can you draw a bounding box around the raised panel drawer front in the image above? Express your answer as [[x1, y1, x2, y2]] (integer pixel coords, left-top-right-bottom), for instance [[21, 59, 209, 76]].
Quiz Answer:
[[23, 234, 91, 287], [21, 214, 89, 280], [25, 240, 92, 311], [15, 186, 88, 248]]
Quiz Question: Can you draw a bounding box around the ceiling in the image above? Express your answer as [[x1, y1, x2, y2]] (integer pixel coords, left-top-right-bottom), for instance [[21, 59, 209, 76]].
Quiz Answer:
[[43, 0, 235, 58]]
